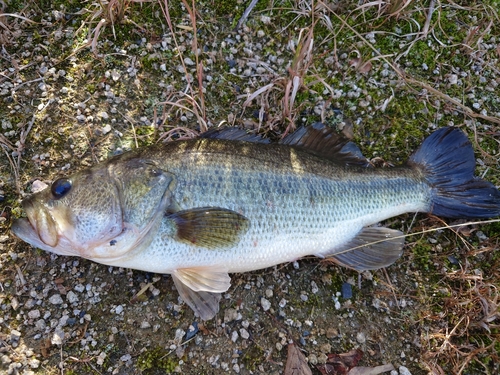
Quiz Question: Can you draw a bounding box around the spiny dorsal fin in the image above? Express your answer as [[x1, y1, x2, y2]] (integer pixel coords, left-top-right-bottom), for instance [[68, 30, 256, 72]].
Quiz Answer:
[[280, 123, 371, 167], [167, 207, 249, 249], [201, 127, 270, 143], [322, 227, 405, 271]]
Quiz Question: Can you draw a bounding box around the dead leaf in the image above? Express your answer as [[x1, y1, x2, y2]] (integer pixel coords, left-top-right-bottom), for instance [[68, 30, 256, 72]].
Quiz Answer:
[[284, 343, 312, 375], [348, 364, 395, 375], [317, 349, 363, 374]]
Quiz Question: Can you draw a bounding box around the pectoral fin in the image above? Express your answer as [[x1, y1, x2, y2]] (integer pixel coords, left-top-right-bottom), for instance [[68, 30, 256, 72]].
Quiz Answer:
[[167, 207, 249, 249], [171, 267, 231, 320], [325, 227, 405, 271]]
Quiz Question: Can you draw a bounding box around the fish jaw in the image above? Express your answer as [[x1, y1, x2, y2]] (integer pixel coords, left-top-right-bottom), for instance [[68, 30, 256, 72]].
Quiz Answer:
[[11, 217, 81, 256]]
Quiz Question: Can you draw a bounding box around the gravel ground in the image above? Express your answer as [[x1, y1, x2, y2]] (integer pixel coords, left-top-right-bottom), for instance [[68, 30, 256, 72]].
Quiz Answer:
[[1, 1, 500, 374]]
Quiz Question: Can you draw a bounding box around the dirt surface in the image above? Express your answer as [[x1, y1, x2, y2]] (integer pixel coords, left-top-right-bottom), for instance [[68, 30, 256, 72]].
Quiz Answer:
[[1, 1, 499, 374]]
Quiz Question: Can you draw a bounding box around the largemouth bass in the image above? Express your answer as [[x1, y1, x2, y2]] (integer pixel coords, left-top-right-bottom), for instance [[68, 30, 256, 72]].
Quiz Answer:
[[12, 124, 500, 320]]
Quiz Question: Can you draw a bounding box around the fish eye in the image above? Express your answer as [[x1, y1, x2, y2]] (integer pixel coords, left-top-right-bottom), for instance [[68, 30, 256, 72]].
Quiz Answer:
[[51, 178, 72, 199]]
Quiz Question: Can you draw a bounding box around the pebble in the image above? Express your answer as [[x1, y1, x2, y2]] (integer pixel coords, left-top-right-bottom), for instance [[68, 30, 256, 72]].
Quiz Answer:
[[185, 322, 199, 340], [231, 331, 239, 342], [49, 294, 63, 305], [341, 282, 353, 299], [261, 297, 271, 311], [10, 329, 21, 342], [239, 328, 249, 340], [28, 310, 41, 319], [398, 366, 412, 375], [356, 332, 366, 344], [184, 57, 195, 66], [66, 291, 78, 303], [224, 308, 238, 323], [102, 124, 112, 134]]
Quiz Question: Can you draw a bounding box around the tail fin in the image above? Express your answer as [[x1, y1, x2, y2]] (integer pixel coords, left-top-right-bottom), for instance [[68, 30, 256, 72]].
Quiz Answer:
[[409, 127, 500, 218]]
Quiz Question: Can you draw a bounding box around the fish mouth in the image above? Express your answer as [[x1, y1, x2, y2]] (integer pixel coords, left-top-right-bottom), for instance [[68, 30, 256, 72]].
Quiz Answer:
[[11, 217, 57, 252], [12, 198, 60, 250]]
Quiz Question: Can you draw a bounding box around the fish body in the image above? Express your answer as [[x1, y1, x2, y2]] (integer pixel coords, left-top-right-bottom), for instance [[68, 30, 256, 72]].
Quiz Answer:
[[12, 124, 500, 319], [114, 139, 429, 274]]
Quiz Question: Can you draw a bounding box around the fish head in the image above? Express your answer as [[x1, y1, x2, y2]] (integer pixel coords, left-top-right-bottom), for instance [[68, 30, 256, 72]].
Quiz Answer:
[[12, 157, 176, 261]]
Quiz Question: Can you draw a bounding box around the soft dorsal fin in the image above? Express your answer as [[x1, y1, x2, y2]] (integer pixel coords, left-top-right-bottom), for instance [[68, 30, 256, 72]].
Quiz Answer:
[[280, 123, 371, 167], [201, 127, 270, 144]]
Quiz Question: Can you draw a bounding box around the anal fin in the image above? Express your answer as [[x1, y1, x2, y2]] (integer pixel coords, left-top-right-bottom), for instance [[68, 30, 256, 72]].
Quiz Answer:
[[328, 227, 405, 271]]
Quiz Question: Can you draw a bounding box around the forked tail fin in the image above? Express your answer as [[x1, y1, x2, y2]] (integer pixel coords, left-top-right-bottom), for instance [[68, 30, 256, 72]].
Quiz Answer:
[[409, 127, 500, 218]]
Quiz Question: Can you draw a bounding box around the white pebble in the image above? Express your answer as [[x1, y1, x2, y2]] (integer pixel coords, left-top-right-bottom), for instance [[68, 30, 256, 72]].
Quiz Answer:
[[261, 297, 271, 311], [28, 310, 41, 319], [231, 331, 239, 342], [239, 328, 249, 340], [356, 332, 366, 344], [102, 124, 112, 134], [49, 294, 63, 305]]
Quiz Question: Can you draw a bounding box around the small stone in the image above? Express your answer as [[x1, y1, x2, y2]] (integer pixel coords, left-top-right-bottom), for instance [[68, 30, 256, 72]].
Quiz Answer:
[[35, 319, 46, 331], [120, 354, 132, 362], [66, 291, 78, 303], [184, 57, 195, 66], [97, 352, 106, 365], [140, 321, 151, 329], [261, 297, 271, 311], [102, 124, 112, 134], [308, 354, 318, 365], [174, 328, 185, 343], [311, 281, 319, 294], [115, 305, 124, 314], [326, 327, 338, 339], [231, 331, 239, 342], [10, 329, 21, 342], [224, 308, 238, 323], [185, 322, 198, 340], [51, 328, 65, 345], [356, 332, 366, 344], [10, 298, 20, 310], [28, 310, 41, 319], [98, 111, 109, 120], [341, 283, 353, 299], [111, 70, 121, 81], [399, 366, 412, 375], [29, 358, 40, 368], [49, 294, 63, 305], [265, 289, 273, 298], [239, 328, 249, 340]]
